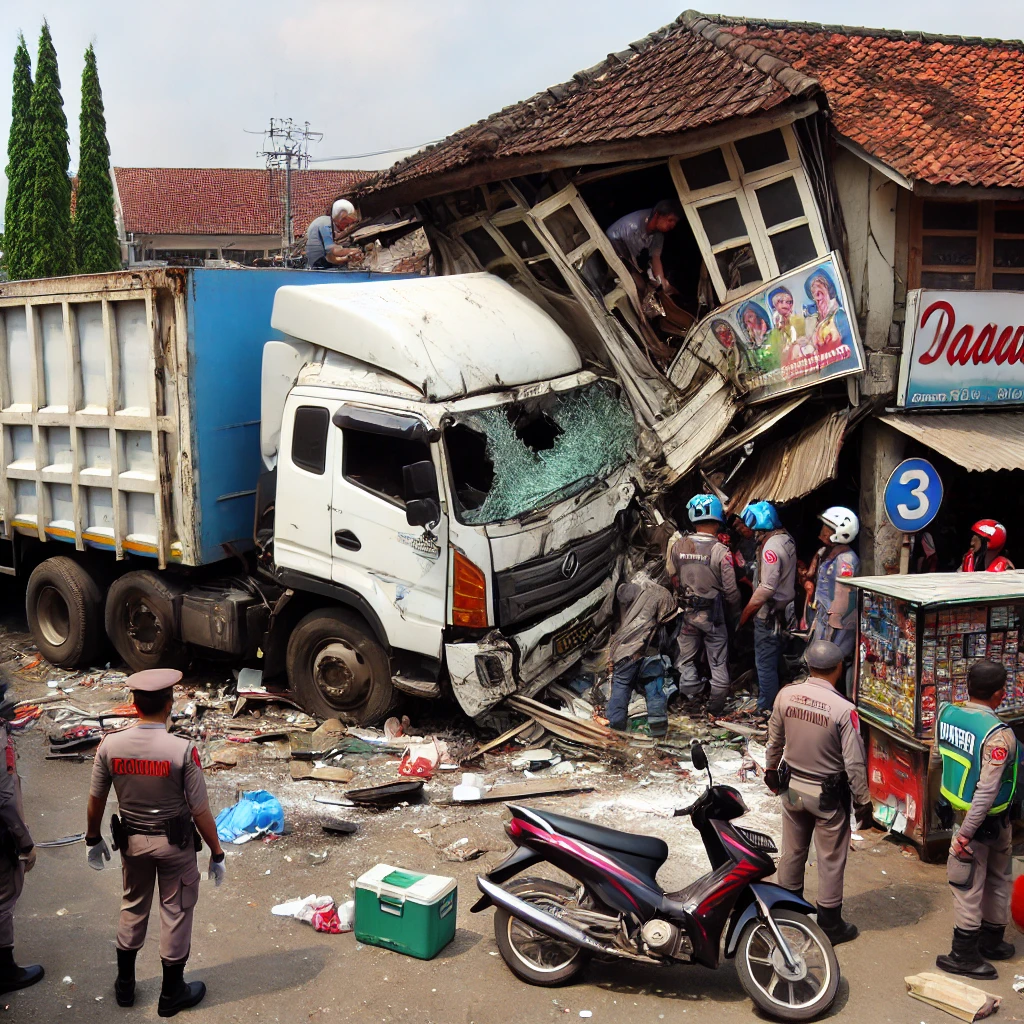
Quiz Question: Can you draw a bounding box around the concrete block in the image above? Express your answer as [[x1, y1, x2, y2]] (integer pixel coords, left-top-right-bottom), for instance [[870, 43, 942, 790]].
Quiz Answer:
[[861, 351, 899, 397]]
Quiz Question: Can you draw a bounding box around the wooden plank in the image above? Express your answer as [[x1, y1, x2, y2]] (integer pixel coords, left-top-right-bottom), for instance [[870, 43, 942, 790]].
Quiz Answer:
[[473, 719, 535, 757], [905, 972, 1000, 1022], [289, 763, 355, 783], [449, 779, 595, 804]]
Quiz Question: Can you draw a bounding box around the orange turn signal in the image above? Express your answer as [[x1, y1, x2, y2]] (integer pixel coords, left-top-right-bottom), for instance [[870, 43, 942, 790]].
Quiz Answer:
[[452, 550, 488, 628]]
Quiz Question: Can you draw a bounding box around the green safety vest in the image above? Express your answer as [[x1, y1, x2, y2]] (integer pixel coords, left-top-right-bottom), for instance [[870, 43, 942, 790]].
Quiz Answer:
[[936, 703, 1018, 815]]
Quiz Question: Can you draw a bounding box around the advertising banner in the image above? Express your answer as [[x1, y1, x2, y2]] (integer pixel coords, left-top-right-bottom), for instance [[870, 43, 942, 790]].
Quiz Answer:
[[679, 252, 865, 404], [898, 289, 1024, 407]]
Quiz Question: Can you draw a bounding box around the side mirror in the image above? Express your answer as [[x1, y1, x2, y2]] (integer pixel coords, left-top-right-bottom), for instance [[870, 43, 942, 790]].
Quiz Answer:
[[406, 498, 440, 529], [690, 739, 708, 772], [403, 460, 439, 502]]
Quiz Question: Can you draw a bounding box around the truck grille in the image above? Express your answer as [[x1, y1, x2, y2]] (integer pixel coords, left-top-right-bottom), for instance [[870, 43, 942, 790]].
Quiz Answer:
[[494, 523, 621, 630]]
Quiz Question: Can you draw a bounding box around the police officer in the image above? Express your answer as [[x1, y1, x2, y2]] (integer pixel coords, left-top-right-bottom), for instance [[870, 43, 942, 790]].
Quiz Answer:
[[0, 683, 43, 994], [765, 639, 871, 945], [934, 660, 1017, 979], [668, 494, 741, 717], [85, 670, 226, 1016], [738, 501, 797, 716]]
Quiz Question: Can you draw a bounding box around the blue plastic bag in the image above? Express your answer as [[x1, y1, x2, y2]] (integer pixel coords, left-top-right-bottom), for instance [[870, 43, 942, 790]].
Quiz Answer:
[[215, 790, 284, 843]]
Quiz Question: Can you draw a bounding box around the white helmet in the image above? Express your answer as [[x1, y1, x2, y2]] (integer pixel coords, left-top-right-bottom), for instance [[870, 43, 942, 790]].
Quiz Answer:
[[820, 505, 859, 544]]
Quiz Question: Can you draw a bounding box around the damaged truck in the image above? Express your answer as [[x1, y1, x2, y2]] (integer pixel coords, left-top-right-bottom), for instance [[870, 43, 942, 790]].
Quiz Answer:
[[0, 268, 637, 724]]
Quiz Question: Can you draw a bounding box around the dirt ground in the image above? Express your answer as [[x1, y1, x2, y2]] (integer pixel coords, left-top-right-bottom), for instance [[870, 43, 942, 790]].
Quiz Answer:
[[5, 656, 1024, 1024]]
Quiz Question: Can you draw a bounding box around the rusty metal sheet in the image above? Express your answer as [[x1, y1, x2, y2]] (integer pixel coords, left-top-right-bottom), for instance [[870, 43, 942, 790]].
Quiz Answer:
[[878, 412, 1024, 473], [656, 376, 738, 484]]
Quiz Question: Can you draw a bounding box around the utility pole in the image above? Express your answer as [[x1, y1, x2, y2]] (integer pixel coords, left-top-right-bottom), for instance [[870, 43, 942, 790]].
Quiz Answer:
[[254, 118, 323, 252]]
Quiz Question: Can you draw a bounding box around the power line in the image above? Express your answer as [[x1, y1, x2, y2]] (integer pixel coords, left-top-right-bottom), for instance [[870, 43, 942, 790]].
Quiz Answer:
[[309, 140, 443, 163], [254, 118, 323, 248]]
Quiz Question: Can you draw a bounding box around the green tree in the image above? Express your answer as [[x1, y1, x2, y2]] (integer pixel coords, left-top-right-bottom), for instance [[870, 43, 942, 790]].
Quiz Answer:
[[28, 22, 72, 278], [73, 45, 120, 272], [3, 35, 34, 280]]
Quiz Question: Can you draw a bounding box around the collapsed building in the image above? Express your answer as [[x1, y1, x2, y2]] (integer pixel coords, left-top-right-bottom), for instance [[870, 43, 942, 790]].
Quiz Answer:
[[357, 11, 1024, 576]]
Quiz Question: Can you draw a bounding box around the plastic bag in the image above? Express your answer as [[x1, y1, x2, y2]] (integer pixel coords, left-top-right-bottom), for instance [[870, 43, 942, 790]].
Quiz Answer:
[[215, 790, 285, 843]]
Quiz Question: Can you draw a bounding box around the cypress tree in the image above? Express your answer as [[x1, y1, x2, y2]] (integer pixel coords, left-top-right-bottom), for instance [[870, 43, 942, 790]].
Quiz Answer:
[[28, 22, 72, 278], [73, 45, 120, 273], [3, 35, 34, 280]]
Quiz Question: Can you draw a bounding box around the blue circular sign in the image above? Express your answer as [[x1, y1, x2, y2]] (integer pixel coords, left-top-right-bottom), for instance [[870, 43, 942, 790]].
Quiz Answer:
[[884, 458, 943, 533]]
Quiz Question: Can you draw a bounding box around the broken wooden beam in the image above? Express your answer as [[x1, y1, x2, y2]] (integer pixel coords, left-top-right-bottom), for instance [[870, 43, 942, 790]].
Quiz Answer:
[[445, 778, 595, 804], [905, 971, 1000, 1021]]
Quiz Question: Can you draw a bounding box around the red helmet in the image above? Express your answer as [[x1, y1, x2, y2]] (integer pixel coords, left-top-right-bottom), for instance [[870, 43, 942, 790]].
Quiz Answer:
[[972, 519, 1007, 553]]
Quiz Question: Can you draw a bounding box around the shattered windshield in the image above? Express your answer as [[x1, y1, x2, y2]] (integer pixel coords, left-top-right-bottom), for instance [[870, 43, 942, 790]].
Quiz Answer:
[[444, 381, 636, 525]]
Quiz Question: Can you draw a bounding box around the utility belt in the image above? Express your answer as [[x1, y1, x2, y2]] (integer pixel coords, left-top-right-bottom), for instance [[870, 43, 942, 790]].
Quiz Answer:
[[681, 594, 717, 612], [111, 811, 201, 852], [789, 768, 851, 813]]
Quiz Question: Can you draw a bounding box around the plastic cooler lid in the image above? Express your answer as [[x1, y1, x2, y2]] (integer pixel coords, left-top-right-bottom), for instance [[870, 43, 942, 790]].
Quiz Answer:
[[356, 863, 456, 904]]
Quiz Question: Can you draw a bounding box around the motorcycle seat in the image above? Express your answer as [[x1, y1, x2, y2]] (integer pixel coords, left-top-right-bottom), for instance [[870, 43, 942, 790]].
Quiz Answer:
[[521, 807, 669, 866]]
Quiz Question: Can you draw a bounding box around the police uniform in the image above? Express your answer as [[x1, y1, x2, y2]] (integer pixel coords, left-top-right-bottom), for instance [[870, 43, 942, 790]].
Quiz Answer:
[[752, 528, 797, 712], [765, 640, 870, 944], [811, 544, 860, 674], [669, 532, 741, 713], [934, 699, 1018, 976]]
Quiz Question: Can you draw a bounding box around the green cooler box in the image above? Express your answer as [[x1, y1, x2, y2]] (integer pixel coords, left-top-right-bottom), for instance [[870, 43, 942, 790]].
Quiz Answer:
[[355, 864, 457, 959]]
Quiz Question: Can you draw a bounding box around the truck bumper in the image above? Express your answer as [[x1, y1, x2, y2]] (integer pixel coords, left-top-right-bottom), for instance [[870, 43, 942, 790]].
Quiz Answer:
[[444, 574, 617, 718]]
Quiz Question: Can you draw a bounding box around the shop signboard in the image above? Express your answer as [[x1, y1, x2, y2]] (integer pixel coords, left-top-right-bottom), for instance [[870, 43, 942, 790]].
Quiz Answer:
[[677, 252, 865, 404], [898, 289, 1024, 407]]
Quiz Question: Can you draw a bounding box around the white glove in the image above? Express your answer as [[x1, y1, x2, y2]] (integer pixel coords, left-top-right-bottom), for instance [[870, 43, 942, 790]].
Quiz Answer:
[[87, 837, 111, 870], [208, 853, 225, 886]]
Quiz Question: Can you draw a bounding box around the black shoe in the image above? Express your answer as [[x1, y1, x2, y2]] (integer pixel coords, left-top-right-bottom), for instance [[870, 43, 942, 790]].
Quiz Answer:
[[158, 961, 206, 1018], [936, 927, 998, 979], [115, 948, 137, 1007], [816, 903, 859, 945], [0, 946, 44, 994], [979, 922, 1016, 961]]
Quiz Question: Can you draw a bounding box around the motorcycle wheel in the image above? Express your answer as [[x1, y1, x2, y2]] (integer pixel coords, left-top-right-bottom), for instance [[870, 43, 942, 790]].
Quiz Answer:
[[735, 910, 840, 1022], [493, 877, 591, 987]]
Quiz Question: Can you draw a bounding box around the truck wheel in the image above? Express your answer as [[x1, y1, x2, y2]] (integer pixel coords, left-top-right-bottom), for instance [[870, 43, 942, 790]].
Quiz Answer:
[[26, 557, 104, 668], [286, 608, 394, 725], [105, 571, 189, 672]]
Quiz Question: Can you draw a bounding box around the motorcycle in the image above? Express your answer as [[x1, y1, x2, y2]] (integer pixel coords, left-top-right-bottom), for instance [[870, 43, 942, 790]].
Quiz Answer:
[[472, 739, 839, 1022]]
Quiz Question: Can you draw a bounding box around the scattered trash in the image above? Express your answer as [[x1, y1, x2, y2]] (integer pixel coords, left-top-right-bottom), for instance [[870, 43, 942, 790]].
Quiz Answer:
[[452, 773, 486, 802], [35, 833, 85, 848], [449, 778, 594, 804], [289, 763, 355, 783], [346, 780, 425, 807], [322, 820, 359, 836], [271, 894, 349, 934], [215, 790, 285, 844], [1013, 975, 1024, 994], [580, 1013, 593, 1019], [398, 739, 447, 780], [906, 971, 1000, 1020]]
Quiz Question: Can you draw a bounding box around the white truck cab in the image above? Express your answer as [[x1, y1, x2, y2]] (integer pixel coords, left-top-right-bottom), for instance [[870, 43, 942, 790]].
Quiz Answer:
[[261, 273, 636, 721]]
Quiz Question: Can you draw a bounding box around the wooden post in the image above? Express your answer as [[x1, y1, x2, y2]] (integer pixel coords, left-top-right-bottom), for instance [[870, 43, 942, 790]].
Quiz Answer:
[[899, 532, 913, 574]]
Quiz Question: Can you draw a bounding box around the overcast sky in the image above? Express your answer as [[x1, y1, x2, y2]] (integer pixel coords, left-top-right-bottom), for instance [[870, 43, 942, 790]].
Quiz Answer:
[[1, 0, 1023, 218]]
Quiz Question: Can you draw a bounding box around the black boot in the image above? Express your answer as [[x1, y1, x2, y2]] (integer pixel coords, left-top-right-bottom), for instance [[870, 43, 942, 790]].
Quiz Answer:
[[936, 927, 998, 979], [979, 921, 1016, 961], [115, 948, 137, 1007], [816, 903, 859, 945], [157, 960, 206, 1018], [0, 945, 44, 994]]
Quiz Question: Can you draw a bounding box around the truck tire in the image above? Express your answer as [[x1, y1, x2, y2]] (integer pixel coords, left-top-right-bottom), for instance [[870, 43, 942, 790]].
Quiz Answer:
[[286, 608, 394, 725], [105, 571, 189, 672], [26, 557, 105, 668]]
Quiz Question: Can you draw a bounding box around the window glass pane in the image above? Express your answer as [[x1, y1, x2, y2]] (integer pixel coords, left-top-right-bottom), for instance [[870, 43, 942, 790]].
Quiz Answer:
[[698, 198, 747, 246], [994, 238, 1024, 269], [922, 201, 978, 231], [756, 177, 805, 228], [770, 224, 817, 273], [342, 430, 431, 506], [921, 271, 976, 289], [679, 148, 731, 190], [544, 206, 589, 255], [461, 227, 504, 265], [922, 235, 977, 267], [715, 244, 761, 290], [498, 221, 546, 259], [995, 207, 1024, 234], [291, 406, 329, 475], [993, 273, 1024, 291], [734, 129, 790, 173]]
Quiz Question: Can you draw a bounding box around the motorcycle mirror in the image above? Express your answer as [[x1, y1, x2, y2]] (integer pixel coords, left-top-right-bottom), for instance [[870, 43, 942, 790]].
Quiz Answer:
[[690, 739, 708, 771]]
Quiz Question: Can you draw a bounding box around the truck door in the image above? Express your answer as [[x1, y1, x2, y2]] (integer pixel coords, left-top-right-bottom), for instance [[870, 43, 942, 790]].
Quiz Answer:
[[330, 406, 447, 659]]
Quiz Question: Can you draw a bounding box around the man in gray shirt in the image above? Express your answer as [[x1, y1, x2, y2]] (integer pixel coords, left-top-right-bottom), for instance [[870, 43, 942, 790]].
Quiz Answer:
[[605, 199, 682, 290], [305, 198, 362, 269]]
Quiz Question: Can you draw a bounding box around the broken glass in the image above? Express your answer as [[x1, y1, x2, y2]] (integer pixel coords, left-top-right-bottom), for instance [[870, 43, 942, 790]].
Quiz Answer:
[[445, 381, 636, 525]]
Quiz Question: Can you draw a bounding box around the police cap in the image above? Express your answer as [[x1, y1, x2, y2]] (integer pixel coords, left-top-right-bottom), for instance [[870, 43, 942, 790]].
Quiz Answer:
[[126, 669, 183, 692], [804, 640, 844, 672]]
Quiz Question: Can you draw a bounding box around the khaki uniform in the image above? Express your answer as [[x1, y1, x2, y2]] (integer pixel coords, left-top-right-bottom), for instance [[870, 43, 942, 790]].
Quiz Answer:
[[0, 721, 32, 948], [90, 724, 209, 962], [766, 676, 869, 907], [752, 529, 798, 711]]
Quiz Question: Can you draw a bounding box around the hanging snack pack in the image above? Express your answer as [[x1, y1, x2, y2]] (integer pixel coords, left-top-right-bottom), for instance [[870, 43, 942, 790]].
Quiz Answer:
[[354, 864, 457, 960]]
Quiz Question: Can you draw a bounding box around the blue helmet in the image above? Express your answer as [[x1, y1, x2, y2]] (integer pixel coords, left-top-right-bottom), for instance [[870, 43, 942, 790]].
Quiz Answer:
[[741, 500, 780, 532], [687, 493, 725, 524]]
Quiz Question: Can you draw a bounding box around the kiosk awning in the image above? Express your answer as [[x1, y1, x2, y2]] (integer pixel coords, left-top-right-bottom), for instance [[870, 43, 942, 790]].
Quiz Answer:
[[878, 412, 1024, 473]]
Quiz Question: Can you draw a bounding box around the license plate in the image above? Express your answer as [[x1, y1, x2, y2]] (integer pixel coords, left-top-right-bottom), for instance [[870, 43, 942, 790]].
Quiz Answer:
[[553, 617, 596, 657]]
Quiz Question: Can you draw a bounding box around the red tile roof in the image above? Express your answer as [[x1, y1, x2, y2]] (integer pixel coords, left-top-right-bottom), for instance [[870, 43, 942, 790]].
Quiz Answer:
[[685, 14, 1024, 189], [360, 15, 817, 204], [114, 167, 371, 236]]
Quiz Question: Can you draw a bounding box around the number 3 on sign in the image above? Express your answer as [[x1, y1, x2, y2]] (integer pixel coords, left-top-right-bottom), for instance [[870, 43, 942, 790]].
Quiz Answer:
[[884, 458, 943, 533]]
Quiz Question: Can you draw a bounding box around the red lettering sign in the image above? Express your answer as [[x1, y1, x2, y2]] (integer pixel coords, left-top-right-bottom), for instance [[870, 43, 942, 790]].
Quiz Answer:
[[110, 757, 171, 777], [917, 300, 1024, 367]]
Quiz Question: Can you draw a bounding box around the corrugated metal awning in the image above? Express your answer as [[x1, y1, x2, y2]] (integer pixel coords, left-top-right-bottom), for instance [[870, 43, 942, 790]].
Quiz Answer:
[[878, 412, 1024, 472], [726, 410, 847, 511], [846, 569, 1024, 606], [704, 394, 809, 463]]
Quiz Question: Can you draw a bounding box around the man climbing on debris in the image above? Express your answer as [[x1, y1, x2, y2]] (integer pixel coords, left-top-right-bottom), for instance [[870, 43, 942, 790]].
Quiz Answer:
[[765, 639, 872, 946], [605, 569, 677, 738], [933, 659, 1018, 979], [668, 494, 741, 718], [305, 198, 363, 269], [605, 199, 682, 295]]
